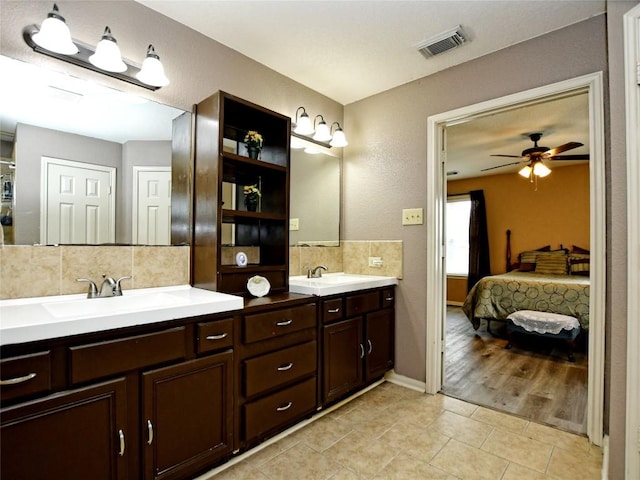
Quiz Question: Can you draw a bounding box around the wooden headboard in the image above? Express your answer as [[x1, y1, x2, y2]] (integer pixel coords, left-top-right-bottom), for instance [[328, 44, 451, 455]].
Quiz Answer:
[[506, 229, 512, 272]]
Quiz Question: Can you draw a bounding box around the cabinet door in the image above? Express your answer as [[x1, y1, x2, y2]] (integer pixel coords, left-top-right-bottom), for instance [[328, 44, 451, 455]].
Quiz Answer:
[[322, 317, 364, 404], [1, 378, 128, 480], [142, 352, 233, 480], [365, 309, 395, 381]]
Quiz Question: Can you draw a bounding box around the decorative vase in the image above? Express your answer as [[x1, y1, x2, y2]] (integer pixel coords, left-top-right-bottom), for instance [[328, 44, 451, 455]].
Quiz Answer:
[[245, 195, 259, 212], [247, 146, 260, 159]]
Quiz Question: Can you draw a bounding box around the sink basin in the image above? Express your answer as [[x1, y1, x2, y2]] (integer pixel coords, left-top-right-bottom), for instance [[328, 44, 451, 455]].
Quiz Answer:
[[43, 292, 189, 318], [0, 285, 244, 346], [289, 273, 397, 296]]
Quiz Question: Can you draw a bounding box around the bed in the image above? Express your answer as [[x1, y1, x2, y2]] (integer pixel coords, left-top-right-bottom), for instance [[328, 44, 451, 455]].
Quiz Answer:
[[462, 230, 590, 333]]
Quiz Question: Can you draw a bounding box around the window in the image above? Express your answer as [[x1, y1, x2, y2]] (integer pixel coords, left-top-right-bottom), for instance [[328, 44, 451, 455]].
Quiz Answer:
[[446, 195, 471, 275]]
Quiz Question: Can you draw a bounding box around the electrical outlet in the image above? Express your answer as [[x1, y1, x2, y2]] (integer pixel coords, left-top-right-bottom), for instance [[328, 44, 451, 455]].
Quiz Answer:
[[402, 208, 423, 225], [368, 256, 383, 267], [289, 218, 300, 231]]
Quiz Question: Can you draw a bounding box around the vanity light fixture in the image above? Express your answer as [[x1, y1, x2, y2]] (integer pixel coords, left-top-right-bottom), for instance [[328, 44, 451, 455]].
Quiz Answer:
[[312, 115, 332, 142], [329, 122, 348, 147], [23, 3, 169, 90], [293, 107, 314, 135]]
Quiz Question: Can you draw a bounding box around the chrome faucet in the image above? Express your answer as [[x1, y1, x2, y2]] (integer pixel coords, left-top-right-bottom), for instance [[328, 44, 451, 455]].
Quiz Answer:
[[76, 274, 132, 298], [307, 265, 328, 278]]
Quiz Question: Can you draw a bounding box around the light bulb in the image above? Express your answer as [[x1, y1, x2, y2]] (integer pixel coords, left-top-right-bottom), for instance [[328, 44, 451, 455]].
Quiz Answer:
[[89, 27, 127, 73], [32, 3, 78, 55], [136, 45, 169, 87]]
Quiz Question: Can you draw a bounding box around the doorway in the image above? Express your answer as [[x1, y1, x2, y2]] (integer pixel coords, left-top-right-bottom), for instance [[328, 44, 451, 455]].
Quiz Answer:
[[425, 73, 606, 446]]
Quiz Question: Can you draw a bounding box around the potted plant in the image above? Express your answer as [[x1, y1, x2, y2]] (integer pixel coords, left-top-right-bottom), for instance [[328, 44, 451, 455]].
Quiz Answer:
[[243, 184, 261, 211], [244, 130, 263, 159]]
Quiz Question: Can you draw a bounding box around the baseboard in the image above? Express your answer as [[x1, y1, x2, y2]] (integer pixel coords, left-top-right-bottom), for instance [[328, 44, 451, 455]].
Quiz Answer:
[[385, 370, 427, 393], [601, 434, 609, 480]]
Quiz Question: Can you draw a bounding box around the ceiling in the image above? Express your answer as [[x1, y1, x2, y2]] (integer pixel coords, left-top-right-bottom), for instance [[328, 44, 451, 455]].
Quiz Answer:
[[137, 0, 599, 178], [137, 0, 605, 106]]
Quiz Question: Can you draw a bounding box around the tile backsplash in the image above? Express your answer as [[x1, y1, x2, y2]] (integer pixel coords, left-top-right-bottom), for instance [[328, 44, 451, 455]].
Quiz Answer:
[[0, 241, 402, 300]]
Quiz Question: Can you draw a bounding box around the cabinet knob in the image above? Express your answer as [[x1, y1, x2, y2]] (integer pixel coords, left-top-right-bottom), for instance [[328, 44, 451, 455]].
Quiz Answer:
[[276, 401, 293, 412], [276, 319, 293, 327], [118, 429, 126, 456], [0, 372, 36, 385], [277, 362, 294, 371], [147, 420, 154, 445], [206, 333, 228, 341]]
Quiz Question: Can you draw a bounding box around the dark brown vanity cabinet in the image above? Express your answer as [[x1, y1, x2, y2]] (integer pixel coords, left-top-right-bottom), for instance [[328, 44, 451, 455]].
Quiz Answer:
[[0, 313, 236, 480], [193, 91, 291, 296], [235, 294, 318, 450], [321, 287, 395, 405]]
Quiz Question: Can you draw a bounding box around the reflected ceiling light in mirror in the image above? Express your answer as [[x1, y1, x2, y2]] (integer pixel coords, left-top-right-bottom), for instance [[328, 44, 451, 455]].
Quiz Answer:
[[23, 4, 169, 90], [136, 45, 170, 87], [313, 115, 332, 142], [329, 122, 348, 147], [89, 27, 127, 73], [31, 3, 78, 55], [293, 107, 314, 135]]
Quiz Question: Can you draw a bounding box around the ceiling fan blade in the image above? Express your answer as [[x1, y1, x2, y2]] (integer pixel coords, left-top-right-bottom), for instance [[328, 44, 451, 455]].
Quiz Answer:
[[548, 154, 590, 161], [546, 142, 583, 156], [481, 160, 525, 172], [490, 154, 522, 159]]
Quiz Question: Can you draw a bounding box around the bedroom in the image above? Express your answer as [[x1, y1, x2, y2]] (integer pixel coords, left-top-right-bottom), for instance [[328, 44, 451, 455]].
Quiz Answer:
[[442, 91, 591, 435]]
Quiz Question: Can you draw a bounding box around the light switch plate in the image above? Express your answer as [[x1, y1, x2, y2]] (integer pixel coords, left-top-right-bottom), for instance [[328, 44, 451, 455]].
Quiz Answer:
[[289, 218, 300, 231], [402, 208, 423, 225]]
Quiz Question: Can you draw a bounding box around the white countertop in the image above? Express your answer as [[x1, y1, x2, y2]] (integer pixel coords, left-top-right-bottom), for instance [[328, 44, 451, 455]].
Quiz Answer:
[[0, 285, 244, 346], [288, 273, 398, 296]]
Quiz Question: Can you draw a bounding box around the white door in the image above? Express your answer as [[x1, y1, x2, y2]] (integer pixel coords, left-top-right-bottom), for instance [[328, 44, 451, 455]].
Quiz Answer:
[[133, 167, 171, 245], [42, 157, 115, 245]]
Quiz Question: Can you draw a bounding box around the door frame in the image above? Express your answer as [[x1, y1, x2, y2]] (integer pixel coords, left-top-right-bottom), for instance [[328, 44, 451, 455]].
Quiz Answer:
[[425, 72, 606, 446], [40, 156, 116, 245], [625, 4, 640, 478]]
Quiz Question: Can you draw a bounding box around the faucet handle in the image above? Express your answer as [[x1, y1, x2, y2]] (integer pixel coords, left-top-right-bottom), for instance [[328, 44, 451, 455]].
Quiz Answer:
[[76, 278, 99, 298], [114, 276, 132, 296]]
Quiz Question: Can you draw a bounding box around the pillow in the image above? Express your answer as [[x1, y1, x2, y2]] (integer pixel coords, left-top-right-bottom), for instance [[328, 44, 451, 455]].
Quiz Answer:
[[572, 245, 590, 254], [535, 253, 568, 275], [569, 254, 590, 276], [519, 245, 552, 264], [518, 262, 536, 272]]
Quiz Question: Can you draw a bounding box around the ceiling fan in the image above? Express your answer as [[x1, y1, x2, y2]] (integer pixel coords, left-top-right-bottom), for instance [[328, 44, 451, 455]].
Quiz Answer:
[[482, 132, 589, 175]]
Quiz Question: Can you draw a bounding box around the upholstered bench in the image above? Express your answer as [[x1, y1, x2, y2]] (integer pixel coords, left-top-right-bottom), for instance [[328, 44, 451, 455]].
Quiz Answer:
[[504, 310, 581, 362]]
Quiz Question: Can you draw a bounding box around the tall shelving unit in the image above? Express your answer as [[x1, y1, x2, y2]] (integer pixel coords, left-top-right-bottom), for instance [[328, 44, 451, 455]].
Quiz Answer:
[[193, 91, 291, 295]]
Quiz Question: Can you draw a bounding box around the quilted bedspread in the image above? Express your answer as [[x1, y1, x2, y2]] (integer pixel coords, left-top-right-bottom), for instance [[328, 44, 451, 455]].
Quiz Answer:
[[462, 271, 590, 331]]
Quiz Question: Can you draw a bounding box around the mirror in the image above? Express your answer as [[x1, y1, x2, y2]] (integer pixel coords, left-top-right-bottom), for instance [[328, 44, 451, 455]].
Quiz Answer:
[[0, 55, 341, 247], [0, 55, 188, 246]]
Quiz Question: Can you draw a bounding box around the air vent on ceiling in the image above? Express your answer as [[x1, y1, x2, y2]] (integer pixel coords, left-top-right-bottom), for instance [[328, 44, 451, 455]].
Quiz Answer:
[[417, 25, 468, 59]]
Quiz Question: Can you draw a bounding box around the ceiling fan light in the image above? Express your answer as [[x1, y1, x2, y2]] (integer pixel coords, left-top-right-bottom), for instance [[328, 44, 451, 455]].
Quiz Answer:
[[533, 161, 551, 177], [32, 3, 79, 55], [89, 27, 127, 73], [136, 45, 169, 87], [518, 165, 532, 178]]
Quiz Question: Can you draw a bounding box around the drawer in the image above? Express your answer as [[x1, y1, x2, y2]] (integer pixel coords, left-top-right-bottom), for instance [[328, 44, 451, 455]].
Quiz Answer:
[[197, 317, 234, 354], [322, 298, 344, 324], [243, 303, 316, 344], [381, 288, 395, 308], [69, 327, 187, 384], [345, 291, 380, 317], [243, 341, 316, 398], [1, 351, 52, 403], [244, 377, 316, 441]]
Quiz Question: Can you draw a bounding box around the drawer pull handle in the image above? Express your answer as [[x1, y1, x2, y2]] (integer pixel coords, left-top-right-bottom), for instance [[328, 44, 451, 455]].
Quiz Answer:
[[276, 319, 293, 327], [147, 420, 154, 445], [276, 401, 293, 412], [277, 362, 294, 371], [206, 333, 228, 341], [118, 429, 126, 456], [385, 296, 394, 301], [359, 343, 365, 359], [367, 339, 373, 354], [0, 373, 37, 385], [327, 308, 340, 313]]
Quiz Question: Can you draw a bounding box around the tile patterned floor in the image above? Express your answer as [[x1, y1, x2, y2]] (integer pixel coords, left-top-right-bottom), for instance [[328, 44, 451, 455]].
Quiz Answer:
[[202, 382, 603, 480]]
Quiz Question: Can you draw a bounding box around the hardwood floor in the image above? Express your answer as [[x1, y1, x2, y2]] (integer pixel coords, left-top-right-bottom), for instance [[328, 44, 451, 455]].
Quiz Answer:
[[441, 306, 588, 435]]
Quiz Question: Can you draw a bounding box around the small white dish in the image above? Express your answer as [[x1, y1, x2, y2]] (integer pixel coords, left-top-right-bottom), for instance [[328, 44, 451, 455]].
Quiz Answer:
[[247, 275, 270, 297], [235, 251, 248, 267]]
